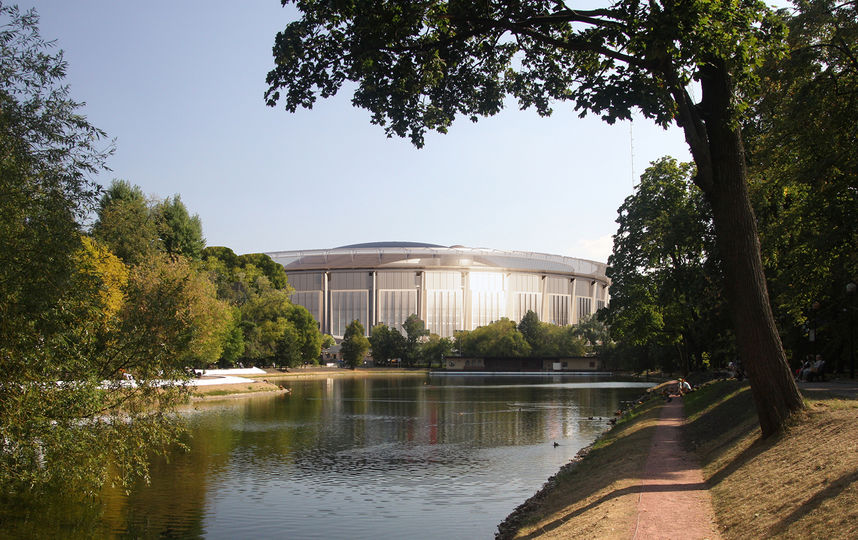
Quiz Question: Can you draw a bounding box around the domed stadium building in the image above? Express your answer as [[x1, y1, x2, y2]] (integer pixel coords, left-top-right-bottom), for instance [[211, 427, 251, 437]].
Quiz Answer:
[[265, 243, 610, 339]]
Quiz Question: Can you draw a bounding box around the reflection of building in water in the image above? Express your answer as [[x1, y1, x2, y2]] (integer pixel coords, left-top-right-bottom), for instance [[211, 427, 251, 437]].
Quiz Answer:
[[266, 242, 610, 339]]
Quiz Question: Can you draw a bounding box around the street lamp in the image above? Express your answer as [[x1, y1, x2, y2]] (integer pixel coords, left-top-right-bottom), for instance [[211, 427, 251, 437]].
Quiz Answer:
[[847, 282, 856, 379]]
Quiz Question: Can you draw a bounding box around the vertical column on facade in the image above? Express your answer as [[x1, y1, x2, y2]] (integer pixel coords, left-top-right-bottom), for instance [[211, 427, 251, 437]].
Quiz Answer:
[[569, 278, 578, 324], [590, 280, 597, 318], [504, 273, 512, 323], [324, 271, 330, 336], [418, 271, 426, 322], [370, 270, 377, 330], [568, 277, 576, 326], [463, 271, 471, 331], [539, 275, 548, 323]]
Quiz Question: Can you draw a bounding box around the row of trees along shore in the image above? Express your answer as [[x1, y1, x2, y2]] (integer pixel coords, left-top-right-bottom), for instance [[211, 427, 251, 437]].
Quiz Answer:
[[266, 0, 857, 437], [343, 311, 607, 369]]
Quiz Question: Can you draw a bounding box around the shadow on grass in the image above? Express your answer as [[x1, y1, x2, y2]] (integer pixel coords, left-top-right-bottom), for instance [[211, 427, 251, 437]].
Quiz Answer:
[[688, 383, 858, 489], [802, 388, 858, 407], [768, 469, 858, 536], [682, 382, 762, 478]]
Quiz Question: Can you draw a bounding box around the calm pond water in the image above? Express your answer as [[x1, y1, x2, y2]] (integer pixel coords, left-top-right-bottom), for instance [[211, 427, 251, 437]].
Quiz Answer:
[[6, 374, 653, 539]]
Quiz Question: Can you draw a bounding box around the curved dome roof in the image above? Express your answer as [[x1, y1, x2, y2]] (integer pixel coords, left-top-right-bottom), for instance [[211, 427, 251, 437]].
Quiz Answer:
[[335, 241, 445, 249], [265, 244, 608, 280]]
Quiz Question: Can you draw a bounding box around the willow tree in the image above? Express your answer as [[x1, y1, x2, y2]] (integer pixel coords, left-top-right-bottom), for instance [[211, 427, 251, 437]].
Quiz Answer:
[[1, 6, 206, 493], [265, 0, 804, 436]]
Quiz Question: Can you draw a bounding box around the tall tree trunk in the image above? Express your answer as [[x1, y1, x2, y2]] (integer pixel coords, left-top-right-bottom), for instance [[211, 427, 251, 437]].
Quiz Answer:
[[682, 61, 805, 437]]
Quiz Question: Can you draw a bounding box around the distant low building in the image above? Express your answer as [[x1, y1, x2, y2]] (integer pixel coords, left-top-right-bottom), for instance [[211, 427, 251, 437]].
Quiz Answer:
[[266, 242, 610, 339], [446, 357, 601, 372]]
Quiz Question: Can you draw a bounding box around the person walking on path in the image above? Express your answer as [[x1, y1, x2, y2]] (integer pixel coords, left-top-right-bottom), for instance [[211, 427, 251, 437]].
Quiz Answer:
[[631, 396, 721, 539]]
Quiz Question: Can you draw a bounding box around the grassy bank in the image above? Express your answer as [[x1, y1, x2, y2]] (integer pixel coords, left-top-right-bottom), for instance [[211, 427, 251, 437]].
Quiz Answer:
[[190, 380, 285, 400], [498, 380, 858, 539]]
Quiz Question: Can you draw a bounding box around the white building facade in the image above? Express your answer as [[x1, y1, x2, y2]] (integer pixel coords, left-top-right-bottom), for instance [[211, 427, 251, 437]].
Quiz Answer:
[[266, 243, 610, 338]]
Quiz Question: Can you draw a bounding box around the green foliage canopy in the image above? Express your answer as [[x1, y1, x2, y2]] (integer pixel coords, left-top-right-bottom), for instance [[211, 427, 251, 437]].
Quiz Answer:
[[422, 334, 454, 368], [286, 304, 323, 366], [517, 310, 587, 357], [341, 319, 370, 369], [745, 0, 858, 369], [153, 195, 206, 261], [267, 0, 785, 148], [455, 318, 531, 358], [1, 5, 106, 324], [605, 157, 731, 372], [93, 181, 207, 265], [91, 180, 160, 265], [401, 313, 429, 366], [201, 246, 320, 367], [369, 323, 405, 366]]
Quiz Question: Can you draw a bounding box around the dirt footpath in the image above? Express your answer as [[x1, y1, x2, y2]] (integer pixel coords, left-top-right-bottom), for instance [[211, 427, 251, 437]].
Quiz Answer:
[[631, 397, 720, 539]]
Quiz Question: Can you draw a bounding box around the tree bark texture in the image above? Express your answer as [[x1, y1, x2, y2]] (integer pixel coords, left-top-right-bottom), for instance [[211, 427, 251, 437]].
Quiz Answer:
[[691, 62, 805, 437]]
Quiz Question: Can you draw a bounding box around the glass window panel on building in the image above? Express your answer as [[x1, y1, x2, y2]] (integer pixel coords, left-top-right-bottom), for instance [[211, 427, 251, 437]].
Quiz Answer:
[[548, 294, 570, 326], [469, 272, 504, 291], [578, 297, 593, 320], [287, 272, 323, 291], [469, 272, 505, 328], [545, 276, 568, 295], [331, 290, 368, 337], [426, 290, 463, 338], [425, 271, 463, 290], [513, 292, 542, 323], [377, 289, 418, 332], [509, 273, 540, 293], [472, 290, 505, 328], [291, 291, 323, 327]]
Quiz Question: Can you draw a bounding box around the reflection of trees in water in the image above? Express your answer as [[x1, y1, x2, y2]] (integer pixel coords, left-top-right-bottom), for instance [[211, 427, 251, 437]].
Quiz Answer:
[[100, 412, 239, 538], [0, 491, 109, 539], [1, 409, 241, 538]]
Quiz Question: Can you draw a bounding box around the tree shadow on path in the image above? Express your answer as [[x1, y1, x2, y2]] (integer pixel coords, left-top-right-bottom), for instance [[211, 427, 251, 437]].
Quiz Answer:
[[515, 480, 712, 539]]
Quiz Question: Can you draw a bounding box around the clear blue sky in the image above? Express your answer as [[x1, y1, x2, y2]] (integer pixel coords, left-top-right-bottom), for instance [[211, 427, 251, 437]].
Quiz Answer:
[[21, 1, 690, 262]]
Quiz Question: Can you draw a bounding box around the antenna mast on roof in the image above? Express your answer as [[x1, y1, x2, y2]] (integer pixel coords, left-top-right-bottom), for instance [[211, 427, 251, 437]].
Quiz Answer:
[[629, 118, 637, 186]]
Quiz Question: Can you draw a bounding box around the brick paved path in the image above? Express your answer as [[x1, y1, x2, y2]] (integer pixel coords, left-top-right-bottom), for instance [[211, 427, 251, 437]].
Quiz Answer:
[[631, 397, 721, 540]]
